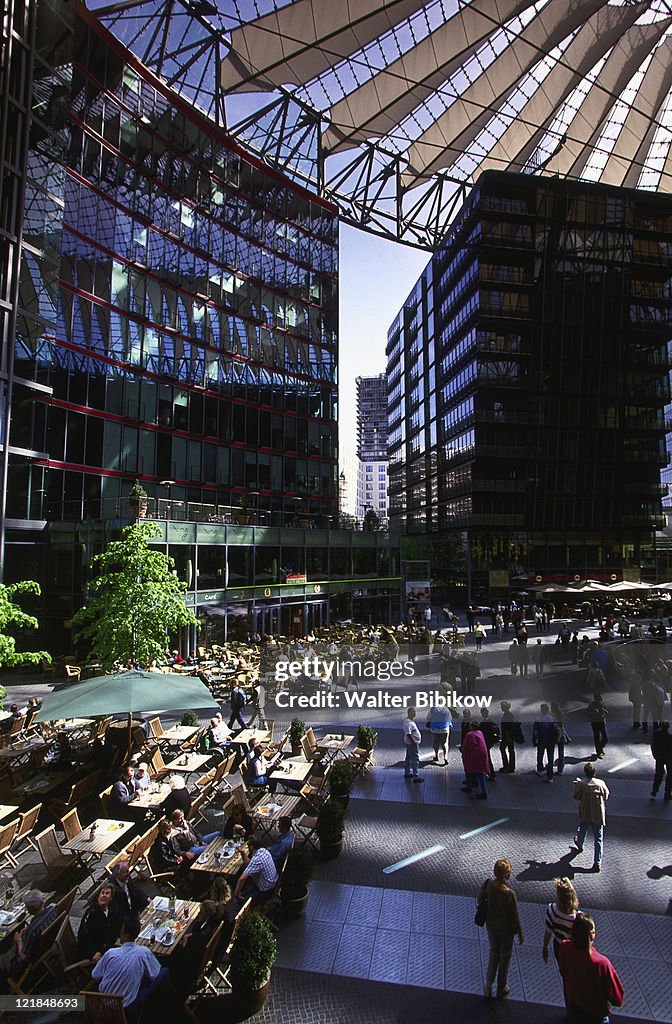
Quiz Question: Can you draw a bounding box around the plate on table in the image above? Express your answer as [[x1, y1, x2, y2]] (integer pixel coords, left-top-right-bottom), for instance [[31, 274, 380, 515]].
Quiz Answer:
[[158, 930, 174, 946], [197, 852, 209, 864], [0, 910, 19, 925]]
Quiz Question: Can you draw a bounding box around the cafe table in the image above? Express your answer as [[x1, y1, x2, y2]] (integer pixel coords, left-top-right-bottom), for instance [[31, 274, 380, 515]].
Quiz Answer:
[[252, 794, 301, 837], [320, 733, 355, 761], [0, 736, 50, 765], [0, 804, 18, 821], [158, 725, 199, 743], [132, 782, 171, 810], [230, 728, 270, 747], [62, 818, 135, 858], [164, 751, 212, 774], [14, 770, 72, 799], [136, 895, 200, 956], [269, 757, 314, 788], [190, 835, 246, 877]]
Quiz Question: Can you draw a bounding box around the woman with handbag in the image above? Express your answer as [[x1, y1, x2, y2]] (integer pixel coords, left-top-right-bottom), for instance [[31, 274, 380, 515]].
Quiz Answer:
[[477, 858, 523, 999]]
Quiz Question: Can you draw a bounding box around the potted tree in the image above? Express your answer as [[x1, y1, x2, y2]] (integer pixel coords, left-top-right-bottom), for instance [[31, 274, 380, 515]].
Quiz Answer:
[[128, 480, 148, 518], [280, 847, 313, 919], [329, 759, 354, 810], [236, 496, 253, 525], [317, 802, 345, 861], [227, 913, 276, 1015], [181, 710, 199, 727], [289, 717, 306, 755], [356, 724, 378, 751]]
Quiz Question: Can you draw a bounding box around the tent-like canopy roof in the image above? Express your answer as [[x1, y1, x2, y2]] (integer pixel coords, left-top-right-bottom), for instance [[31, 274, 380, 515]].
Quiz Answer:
[[90, 1, 672, 248]]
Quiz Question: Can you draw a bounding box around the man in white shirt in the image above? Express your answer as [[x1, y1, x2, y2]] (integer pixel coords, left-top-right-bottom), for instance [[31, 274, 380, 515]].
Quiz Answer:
[[92, 917, 170, 1016], [234, 835, 278, 906], [403, 707, 424, 783], [209, 717, 232, 749], [134, 763, 151, 791]]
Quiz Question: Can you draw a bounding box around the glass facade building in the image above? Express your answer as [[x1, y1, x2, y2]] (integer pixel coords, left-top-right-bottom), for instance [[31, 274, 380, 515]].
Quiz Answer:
[[3, 1, 400, 646], [388, 171, 672, 599]]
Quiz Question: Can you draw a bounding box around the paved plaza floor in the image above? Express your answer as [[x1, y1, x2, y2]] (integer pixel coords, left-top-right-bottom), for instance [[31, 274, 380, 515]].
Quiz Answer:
[[254, 625, 671, 1023], [4, 621, 671, 1022]]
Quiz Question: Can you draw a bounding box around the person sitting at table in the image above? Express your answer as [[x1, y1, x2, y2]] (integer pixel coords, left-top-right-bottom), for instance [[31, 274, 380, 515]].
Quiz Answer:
[[161, 775, 192, 818], [169, 809, 221, 860], [1, 703, 22, 733], [267, 817, 294, 869], [110, 860, 150, 917], [0, 889, 58, 981], [77, 883, 123, 962], [207, 716, 232, 751], [233, 835, 278, 907], [221, 802, 254, 840], [92, 916, 172, 1020], [150, 820, 187, 878], [245, 738, 270, 786], [42, 729, 73, 771], [109, 765, 138, 816], [134, 762, 151, 791], [169, 650, 186, 666], [165, 900, 220, 996]]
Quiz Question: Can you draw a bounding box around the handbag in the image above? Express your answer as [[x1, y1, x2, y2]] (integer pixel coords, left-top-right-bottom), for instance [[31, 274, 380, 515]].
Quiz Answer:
[[474, 882, 488, 927]]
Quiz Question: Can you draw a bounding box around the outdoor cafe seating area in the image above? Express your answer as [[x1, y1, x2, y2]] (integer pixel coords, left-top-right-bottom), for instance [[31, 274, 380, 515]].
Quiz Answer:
[[0, 673, 373, 1022]]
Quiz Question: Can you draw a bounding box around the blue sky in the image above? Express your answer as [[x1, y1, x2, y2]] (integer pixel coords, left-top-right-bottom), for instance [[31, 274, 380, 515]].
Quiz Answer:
[[338, 224, 428, 461]]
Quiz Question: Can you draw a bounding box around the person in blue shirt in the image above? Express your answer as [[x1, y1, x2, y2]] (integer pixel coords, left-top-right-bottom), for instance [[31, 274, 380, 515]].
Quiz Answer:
[[425, 703, 453, 765], [267, 817, 294, 868]]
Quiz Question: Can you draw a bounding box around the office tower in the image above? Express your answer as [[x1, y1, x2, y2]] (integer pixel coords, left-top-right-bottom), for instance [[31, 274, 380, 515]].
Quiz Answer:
[[388, 171, 672, 598]]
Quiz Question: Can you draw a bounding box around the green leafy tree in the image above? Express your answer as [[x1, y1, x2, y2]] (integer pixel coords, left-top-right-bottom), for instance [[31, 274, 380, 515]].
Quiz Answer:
[[0, 580, 50, 706], [72, 523, 198, 670]]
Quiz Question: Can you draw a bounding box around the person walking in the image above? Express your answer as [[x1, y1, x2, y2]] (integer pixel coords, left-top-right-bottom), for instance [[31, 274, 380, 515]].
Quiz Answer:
[[532, 639, 546, 677], [461, 722, 489, 799], [650, 720, 672, 801], [643, 678, 666, 732], [558, 913, 624, 1024], [542, 877, 579, 964], [478, 708, 500, 780], [473, 621, 487, 652], [572, 763, 610, 872], [586, 692, 608, 758], [227, 679, 249, 731], [550, 701, 569, 776], [518, 640, 529, 677], [628, 678, 643, 729], [507, 639, 519, 676], [532, 703, 556, 782], [498, 701, 517, 774], [478, 858, 523, 999], [403, 707, 424, 783], [425, 702, 452, 765]]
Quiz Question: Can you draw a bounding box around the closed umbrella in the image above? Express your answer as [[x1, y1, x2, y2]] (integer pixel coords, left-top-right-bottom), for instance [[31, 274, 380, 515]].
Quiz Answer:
[[35, 669, 219, 756]]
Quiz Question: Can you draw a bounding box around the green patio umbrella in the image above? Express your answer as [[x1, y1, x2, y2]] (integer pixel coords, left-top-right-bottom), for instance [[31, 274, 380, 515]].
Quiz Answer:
[[35, 669, 219, 756]]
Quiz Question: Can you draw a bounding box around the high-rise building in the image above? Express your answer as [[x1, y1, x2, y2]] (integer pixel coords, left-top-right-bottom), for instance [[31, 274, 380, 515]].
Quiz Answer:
[[388, 171, 672, 599], [2, 1, 401, 645], [356, 373, 388, 525]]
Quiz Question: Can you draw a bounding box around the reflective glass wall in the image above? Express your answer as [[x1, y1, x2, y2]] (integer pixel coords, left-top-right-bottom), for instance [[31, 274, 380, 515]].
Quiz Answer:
[[10, 2, 338, 529], [388, 172, 672, 593]]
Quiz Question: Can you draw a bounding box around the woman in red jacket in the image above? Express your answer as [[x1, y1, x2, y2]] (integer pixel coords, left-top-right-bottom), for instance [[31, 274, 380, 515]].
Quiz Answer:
[[461, 721, 490, 799]]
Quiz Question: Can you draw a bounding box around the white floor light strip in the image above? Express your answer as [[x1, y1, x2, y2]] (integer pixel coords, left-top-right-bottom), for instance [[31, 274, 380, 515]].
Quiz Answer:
[[608, 758, 639, 773], [460, 817, 509, 839], [383, 844, 445, 874]]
